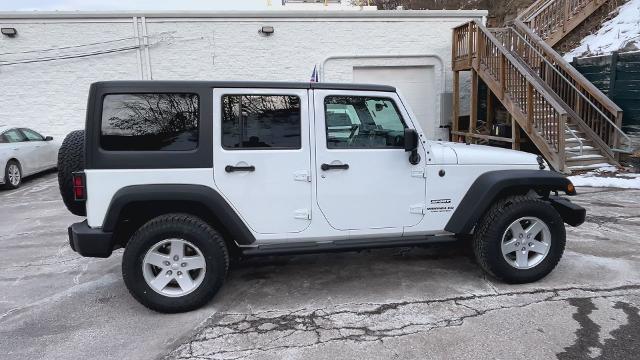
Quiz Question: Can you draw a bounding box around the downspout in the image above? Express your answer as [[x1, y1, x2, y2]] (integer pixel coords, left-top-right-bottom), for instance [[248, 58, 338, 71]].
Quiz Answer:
[[141, 16, 153, 80], [132, 16, 144, 79]]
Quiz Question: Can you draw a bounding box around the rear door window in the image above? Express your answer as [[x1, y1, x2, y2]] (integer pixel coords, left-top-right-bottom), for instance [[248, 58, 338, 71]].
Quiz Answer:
[[100, 93, 199, 151], [221, 95, 301, 150]]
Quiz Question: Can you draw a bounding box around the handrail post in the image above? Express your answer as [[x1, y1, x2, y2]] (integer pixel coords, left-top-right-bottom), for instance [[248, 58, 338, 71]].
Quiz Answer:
[[468, 22, 474, 68], [562, 0, 570, 35], [614, 110, 623, 159], [559, 113, 567, 172], [527, 83, 534, 133], [499, 53, 506, 99]]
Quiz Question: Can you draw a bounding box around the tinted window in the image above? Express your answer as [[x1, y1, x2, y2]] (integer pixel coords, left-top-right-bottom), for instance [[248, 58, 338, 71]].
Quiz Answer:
[[2, 129, 26, 143], [20, 128, 44, 141], [325, 96, 406, 149], [222, 95, 301, 149], [101, 93, 199, 151]]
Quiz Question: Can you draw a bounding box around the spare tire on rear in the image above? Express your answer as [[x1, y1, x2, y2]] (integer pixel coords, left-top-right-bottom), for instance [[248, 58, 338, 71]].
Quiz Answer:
[[58, 130, 86, 216]]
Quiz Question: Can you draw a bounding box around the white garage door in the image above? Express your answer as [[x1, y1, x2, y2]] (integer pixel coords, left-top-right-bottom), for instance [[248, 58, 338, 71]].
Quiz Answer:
[[353, 66, 436, 138]]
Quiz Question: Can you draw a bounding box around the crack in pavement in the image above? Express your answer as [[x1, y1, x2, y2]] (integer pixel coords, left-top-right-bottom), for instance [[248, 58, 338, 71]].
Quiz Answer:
[[165, 284, 640, 360]]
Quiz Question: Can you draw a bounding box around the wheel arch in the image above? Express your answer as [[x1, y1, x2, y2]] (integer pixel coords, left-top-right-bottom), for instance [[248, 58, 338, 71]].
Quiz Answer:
[[103, 184, 255, 250], [444, 170, 576, 235], [6, 157, 21, 169]]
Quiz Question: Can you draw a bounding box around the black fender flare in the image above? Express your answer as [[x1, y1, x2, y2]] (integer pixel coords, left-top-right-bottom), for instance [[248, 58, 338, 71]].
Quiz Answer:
[[102, 184, 255, 245], [444, 170, 575, 235]]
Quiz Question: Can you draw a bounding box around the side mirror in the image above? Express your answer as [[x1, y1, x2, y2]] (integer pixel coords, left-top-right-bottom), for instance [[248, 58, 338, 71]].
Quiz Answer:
[[404, 128, 421, 165], [404, 128, 418, 152], [45, 136, 53, 141]]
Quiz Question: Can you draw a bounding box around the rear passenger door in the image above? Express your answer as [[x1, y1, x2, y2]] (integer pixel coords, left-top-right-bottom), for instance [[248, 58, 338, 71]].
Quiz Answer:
[[212, 89, 312, 235]]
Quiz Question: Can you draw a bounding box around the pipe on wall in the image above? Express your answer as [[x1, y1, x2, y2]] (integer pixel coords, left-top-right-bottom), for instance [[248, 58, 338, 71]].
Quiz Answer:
[[141, 16, 153, 80], [132, 16, 144, 79]]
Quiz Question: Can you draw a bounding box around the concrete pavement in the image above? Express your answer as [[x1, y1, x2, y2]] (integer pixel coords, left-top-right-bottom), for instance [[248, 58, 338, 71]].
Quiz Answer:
[[0, 173, 639, 360]]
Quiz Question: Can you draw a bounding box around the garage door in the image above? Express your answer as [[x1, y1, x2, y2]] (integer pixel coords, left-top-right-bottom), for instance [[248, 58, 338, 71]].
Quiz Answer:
[[353, 66, 435, 137]]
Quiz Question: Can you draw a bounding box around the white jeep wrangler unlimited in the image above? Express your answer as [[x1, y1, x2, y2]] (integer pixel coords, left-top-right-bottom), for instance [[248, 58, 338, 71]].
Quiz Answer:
[[58, 81, 585, 313]]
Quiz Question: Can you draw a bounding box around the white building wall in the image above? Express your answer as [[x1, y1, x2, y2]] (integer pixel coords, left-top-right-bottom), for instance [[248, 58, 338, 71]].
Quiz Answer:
[[0, 11, 485, 141]]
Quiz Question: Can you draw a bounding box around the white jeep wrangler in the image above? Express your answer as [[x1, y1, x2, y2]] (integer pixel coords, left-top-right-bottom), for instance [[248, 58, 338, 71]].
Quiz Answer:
[[58, 81, 585, 313]]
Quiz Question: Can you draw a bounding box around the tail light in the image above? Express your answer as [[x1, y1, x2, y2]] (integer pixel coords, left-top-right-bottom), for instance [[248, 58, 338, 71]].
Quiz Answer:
[[72, 172, 86, 201]]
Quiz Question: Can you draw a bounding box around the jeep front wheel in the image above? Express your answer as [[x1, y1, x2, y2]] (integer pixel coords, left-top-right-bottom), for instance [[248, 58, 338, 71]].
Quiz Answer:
[[473, 195, 566, 284], [122, 213, 229, 313]]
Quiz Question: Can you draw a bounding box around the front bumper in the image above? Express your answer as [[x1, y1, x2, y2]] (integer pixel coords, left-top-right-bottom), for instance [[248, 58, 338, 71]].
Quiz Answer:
[[549, 196, 586, 227], [68, 220, 115, 258]]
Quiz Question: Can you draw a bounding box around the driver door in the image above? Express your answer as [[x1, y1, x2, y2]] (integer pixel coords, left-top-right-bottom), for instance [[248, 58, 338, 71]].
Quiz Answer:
[[314, 90, 426, 232]]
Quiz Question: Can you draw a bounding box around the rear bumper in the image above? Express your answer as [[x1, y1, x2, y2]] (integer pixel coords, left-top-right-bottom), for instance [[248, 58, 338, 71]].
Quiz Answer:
[[549, 196, 586, 227], [68, 220, 115, 258]]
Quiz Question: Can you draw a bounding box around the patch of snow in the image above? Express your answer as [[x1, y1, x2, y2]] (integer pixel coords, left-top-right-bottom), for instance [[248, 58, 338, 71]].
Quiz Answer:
[[568, 165, 640, 189], [564, 0, 640, 60]]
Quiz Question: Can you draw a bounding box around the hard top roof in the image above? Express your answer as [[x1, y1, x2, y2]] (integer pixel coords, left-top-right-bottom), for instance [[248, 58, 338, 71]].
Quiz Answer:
[[91, 80, 396, 92]]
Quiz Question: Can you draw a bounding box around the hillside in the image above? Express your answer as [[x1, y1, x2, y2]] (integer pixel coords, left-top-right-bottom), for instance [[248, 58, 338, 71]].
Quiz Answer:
[[563, 0, 640, 60]]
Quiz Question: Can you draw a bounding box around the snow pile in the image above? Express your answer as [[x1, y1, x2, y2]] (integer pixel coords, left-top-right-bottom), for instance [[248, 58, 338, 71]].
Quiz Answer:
[[564, 0, 640, 61], [568, 165, 640, 189]]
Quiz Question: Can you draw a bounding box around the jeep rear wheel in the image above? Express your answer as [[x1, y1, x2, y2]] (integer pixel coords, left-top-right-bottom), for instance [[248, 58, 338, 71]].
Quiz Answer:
[[122, 213, 229, 313], [473, 195, 566, 284]]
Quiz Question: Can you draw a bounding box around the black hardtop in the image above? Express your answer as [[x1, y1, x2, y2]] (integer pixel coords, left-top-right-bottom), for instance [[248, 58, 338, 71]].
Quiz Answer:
[[90, 80, 396, 92]]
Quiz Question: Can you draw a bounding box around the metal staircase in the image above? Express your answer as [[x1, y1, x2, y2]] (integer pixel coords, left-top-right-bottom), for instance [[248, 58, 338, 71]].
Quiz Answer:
[[451, 0, 631, 173]]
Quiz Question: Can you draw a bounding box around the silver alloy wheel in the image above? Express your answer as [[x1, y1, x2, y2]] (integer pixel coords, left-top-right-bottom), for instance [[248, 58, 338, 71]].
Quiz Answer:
[[7, 164, 20, 186], [501, 216, 551, 270], [142, 239, 206, 297]]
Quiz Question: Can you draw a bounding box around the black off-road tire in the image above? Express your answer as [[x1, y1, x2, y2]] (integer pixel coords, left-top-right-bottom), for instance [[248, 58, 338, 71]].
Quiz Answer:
[[3, 160, 22, 189], [57, 130, 86, 216], [473, 195, 566, 284], [122, 213, 229, 313]]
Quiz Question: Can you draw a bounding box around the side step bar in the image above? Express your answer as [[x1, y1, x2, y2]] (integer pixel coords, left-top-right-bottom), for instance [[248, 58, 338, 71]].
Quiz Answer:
[[240, 235, 458, 257]]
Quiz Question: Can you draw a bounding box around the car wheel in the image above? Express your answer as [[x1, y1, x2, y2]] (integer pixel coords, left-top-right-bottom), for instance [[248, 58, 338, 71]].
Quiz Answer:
[[4, 160, 22, 189], [122, 213, 229, 313], [473, 195, 566, 284]]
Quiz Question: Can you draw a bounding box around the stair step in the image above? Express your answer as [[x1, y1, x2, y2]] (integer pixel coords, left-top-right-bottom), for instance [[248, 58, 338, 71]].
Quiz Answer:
[[566, 153, 605, 160], [565, 146, 600, 156], [568, 163, 616, 172], [566, 156, 608, 166]]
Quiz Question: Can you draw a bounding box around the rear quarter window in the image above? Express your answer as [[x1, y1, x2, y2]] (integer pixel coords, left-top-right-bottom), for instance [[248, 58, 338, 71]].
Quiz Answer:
[[100, 93, 199, 151]]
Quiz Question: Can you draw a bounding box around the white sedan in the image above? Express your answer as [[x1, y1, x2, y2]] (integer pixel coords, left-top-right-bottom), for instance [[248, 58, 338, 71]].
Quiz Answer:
[[0, 126, 59, 189]]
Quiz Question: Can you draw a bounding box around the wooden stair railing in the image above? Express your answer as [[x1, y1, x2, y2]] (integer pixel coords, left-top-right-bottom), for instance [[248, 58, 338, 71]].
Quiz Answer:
[[453, 21, 569, 171], [498, 20, 630, 161], [518, 0, 607, 46]]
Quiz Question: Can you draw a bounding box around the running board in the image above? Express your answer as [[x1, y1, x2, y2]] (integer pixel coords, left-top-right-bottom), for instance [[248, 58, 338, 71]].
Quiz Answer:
[[240, 235, 458, 257]]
